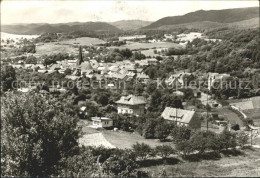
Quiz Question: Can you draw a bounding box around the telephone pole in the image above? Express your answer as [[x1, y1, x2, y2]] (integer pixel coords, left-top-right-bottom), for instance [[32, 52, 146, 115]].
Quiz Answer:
[[206, 90, 209, 131]]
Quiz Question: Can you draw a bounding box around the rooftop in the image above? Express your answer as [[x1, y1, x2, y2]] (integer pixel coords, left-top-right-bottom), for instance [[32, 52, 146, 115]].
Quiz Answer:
[[91, 117, 112, 121], [161, 107, 195, 124], [116, 95, 146, 105]]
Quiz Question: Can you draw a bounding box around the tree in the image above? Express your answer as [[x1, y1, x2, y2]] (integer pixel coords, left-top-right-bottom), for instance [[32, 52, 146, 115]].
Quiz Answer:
[[171, 126, 192, 144], [237, 131, 249, 148], [102, 149, 138, 176], [154, 145, 175, 159], [176, 141, 194, 158], [58, 147, 98, 177], [132, 142, 152, 160], [142, 117, 162, 139], [190, 131, 216, 154], [1, 65, 16, 92], [154, 121, 172, 141], [134, 83, 144, 95], [219, 129, 237, 150], [1, 92, 80, 177]]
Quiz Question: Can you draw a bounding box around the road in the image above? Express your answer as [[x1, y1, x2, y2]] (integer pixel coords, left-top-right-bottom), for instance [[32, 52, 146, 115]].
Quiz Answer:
[[217, 107, 244, 127]]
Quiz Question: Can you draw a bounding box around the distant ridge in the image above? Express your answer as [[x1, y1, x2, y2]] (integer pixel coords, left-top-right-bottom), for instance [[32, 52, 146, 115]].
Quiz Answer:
[[1, 22, 122, 35], [142, 7, 259, 29], [109, 20, 152, 30]]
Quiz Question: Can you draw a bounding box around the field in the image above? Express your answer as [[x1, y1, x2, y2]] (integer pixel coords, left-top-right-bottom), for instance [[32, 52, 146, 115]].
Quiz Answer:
[[102, 129, 172, 149], [36, 43, 77, 55], [140, 49, 160, 57], [36, 37, 105, 55], [109, 42, 182, 50], [1, 32, 39, 41], [139, 148, 260, 177], [56, 37, 105, 46]]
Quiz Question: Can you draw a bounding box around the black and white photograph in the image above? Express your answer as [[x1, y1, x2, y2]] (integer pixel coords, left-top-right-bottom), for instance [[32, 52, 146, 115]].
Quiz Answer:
[[1, 0, 260, 177]]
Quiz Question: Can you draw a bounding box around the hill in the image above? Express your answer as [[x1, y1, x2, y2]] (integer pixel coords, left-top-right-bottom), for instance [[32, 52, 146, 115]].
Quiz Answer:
[[142, 7, 259, 29], [155, 17, 259, 30], [109, 20, 152, 30], [1, 22, 122, 35]]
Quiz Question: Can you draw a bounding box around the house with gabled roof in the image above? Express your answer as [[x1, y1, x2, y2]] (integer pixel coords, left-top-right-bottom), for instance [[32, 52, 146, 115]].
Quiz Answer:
[[208, 72, 231, 90], [161, 107, 201, 129], [116, 95, 146, 116]]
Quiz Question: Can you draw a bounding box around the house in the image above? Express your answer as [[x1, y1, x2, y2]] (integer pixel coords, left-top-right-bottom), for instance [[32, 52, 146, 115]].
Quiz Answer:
[[91, 117, 113, 128], [116, 95, 146, 116], [161, 107, 201, 129], [165, 72, 192, 87], [136, 73, 150, 83], [208, 72, 231, 90], [148, 58, 158, 65]]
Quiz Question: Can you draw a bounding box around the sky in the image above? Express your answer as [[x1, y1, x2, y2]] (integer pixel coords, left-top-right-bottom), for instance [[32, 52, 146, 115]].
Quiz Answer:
[[1, 0, 259, 24]]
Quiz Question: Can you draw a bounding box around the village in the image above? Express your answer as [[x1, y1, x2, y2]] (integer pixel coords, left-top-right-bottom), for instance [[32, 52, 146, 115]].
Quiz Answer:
[[1, 2, 260, 176], [2, 30, 260, 151]]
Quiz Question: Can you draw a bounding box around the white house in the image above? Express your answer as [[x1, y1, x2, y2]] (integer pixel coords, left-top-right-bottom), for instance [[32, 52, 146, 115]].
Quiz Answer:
[[161, 107, 201, 129], [91, 117, 113, 128], [208, 73, 231, 90], [116, 95, 146, 116]]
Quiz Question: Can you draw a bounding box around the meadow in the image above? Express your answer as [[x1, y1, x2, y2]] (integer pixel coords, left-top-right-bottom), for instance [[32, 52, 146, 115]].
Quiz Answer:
[[36, 43, 78, 55], [35, 37, 106, 55], [138, 148, 260, 177], [109, 41, 182, 50], [56, 37, 105, 46]]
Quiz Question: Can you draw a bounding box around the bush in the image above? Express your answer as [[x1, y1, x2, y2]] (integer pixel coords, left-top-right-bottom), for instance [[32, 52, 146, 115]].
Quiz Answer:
[[176, 141, 194, 158], [171, 126, 192, 143], [219, 129, 237, 150], [102, 150, 138, 176], [237, 131, 249, 148], [154, 145, 175, 159], [190, 131, 216, 154], [154, 121, 173, 141], [132, 142, 152, 160]]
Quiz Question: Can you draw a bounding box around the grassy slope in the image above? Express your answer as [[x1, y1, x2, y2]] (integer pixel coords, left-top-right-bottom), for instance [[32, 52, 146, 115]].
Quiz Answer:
[[102, 129, 173, 149], [139, 148, 260, 177], [36, 37, 105, 55]]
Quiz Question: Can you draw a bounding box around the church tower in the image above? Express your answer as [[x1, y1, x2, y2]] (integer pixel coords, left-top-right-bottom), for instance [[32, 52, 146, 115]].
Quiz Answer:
[[77, 46, 84, 66]]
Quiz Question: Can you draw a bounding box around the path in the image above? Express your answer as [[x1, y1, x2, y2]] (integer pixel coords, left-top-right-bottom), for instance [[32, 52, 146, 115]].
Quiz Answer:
[[79, 133, 116, 148]]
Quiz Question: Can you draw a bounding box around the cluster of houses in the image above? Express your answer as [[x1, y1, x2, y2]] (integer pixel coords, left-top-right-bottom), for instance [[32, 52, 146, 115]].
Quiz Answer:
[[92, 94, 201, 129], [10, 46, 156, 89]]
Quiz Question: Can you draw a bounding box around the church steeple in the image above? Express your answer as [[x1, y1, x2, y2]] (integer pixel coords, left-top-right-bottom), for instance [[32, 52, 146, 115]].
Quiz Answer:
[[77, 46, 84, 66]]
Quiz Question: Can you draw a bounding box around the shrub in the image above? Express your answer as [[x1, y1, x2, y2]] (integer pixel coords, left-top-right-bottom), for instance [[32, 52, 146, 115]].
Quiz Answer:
[[154, 145, 175, 159], [132, 142, 152, 160], [154, 121, 172, 141], [171, 126, 192, 143], [102, 150, 138, 176], [237, 131, 249, 148], [219, 129, 237, 150], [176, 141, 194, 158]]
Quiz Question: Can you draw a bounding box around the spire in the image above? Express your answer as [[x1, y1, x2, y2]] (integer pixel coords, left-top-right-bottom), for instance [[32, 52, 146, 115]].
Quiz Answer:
[[77, 46, 84, 66]]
